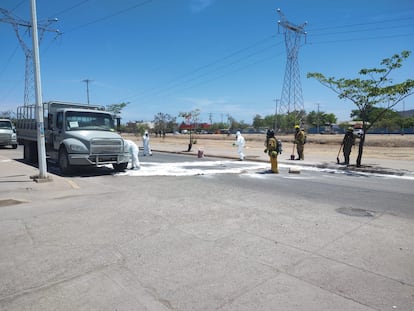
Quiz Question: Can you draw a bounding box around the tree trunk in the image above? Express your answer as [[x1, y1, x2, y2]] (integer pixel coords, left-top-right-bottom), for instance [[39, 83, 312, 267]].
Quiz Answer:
[[356, 134, 365, 167], [187, 131, 193, 152]]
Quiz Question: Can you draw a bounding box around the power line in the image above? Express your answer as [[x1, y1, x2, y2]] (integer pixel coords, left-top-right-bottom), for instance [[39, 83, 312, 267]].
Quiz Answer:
[[0, 7, 59, 105], [310, 22, 414, 37], [49, 0, 91, 18], [11, 0, 25, 12], [63, 0, 153, 34], [2, 4, 413, 111], [308, 16, 414, 32], [123, 35, 279, 101], [122, 14, 414, 105], [310, 32, 414, 45], [129, 21, 413, 103], [0, 44, 19, 77]]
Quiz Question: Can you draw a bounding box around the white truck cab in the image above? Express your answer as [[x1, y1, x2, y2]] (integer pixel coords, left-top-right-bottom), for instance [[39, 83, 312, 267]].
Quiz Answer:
[[0, 119, 18, 149], [16, 101, 129, 174]]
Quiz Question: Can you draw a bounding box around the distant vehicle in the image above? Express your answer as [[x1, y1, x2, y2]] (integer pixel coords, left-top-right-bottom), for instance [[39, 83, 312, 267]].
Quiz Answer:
[[0, 119, 18, 149], [353, 128, 364, 138], [353, 124, 364, 138], [320, 124, 341, 135], [16, 101, 130, 174]]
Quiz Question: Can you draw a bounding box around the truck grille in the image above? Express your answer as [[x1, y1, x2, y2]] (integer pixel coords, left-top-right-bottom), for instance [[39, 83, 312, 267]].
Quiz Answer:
[[90, 138, 123, 154], [0, 133, 11, 143]]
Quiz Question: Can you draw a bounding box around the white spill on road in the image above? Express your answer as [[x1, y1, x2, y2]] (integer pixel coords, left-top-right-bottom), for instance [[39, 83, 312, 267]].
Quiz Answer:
[[112, 160, 414, 180], [115, 160, 269, 177]]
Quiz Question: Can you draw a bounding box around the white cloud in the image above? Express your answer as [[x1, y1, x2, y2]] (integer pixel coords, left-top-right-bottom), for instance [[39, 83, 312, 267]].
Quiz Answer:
[[190, 0, 215, 13]]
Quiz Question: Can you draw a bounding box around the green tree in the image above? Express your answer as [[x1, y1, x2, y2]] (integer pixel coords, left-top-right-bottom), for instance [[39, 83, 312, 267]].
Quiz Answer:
[[261, 115, 273, 129], [404, 116, 414, 128], [0, 110, 16, 120], [153, 112, 176, 134], [324, 113, 337, 125], [106, 102, 129, 115], [307, 51, 414, 167], [178, 109, 200, 151], [209, 122, 229, 132], [252, 114, 265, 128], [351, 107, 401, 132], [306, 111, 337, 129]]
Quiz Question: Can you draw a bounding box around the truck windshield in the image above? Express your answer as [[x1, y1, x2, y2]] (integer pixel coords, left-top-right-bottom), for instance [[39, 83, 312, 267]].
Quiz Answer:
[[65, 111, 115, 131], [0, 121, 12, 129]]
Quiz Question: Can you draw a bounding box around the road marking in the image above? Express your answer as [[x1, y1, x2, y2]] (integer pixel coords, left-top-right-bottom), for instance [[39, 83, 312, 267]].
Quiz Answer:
[[66, 179, 80, 189]]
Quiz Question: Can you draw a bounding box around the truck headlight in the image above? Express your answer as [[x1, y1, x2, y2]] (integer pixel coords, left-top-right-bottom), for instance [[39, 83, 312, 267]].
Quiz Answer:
[[69, 144, 87, 152]]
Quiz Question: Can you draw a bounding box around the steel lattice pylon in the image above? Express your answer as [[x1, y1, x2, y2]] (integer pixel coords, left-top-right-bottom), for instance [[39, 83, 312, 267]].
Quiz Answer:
[[276, 8, 307, 124], [0, 8, 58, 106]]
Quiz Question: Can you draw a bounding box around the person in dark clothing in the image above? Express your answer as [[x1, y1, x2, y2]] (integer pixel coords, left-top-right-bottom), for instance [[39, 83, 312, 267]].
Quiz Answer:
[[342, 127, 355, 165]]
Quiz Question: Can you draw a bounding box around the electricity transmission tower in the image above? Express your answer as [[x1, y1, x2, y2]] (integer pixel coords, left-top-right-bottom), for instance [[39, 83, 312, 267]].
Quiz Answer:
[[276, 8, 307, 125], [0, 7, 59, 106]]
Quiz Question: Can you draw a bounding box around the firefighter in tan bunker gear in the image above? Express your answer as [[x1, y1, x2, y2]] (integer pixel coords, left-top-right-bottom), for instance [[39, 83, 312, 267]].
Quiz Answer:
[[264, 129, 281, 173], [294, 125, 306, 160]]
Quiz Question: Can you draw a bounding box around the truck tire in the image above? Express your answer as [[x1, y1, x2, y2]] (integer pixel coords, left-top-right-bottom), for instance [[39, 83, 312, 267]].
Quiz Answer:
[[23, 141, 38, 163], [113, 162, 128, 172], [12, 144, 18, 149], [58, 148, 72, 175]]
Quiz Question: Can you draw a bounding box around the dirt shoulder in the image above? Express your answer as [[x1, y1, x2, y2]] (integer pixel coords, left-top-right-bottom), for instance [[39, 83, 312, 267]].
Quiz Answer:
[[124, 133, 414, 162]]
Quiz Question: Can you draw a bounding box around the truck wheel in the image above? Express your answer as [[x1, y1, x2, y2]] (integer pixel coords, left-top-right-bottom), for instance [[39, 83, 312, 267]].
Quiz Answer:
[[12, 144, 18, 149], [113, 162, 128, 172], [58, 148, 71, 175]]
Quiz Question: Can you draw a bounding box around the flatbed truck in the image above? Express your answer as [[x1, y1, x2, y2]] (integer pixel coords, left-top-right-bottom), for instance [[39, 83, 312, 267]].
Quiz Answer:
[[16, 101, 129, 174]]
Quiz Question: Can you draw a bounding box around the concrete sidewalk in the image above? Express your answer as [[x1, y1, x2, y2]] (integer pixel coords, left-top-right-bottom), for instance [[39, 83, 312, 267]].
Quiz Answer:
[[0, 154, 75, 204]]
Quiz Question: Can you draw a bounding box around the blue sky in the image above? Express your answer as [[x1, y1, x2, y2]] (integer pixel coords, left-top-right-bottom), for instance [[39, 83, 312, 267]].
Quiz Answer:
[[1, 0, 413, 124]]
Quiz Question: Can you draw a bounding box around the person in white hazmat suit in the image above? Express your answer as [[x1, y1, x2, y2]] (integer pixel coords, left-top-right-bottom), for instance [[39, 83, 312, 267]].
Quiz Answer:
[[143, 131, 152, 156], [233, 131, 245, 161], [124, 139, 140, 170]]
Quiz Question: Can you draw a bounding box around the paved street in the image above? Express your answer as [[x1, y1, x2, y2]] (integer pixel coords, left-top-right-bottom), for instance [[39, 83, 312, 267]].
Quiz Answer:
[[1, 145, 413, 311]]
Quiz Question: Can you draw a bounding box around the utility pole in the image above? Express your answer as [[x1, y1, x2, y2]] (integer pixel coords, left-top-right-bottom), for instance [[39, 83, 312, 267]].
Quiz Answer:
[[402, 100, 405, 135], [82, 79, 93, 105], [30, 0, 48, 180], [316, 103, 320, 134], [273, 99, 280, 131], [1, 3, 58, 180]]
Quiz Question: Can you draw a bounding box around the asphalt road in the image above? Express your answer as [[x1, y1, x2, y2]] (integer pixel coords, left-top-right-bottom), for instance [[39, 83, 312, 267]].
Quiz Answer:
[[1, 146, 414, 310]]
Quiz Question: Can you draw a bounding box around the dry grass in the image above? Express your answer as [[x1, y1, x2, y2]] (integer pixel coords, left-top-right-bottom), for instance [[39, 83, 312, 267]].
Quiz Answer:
[[124, 133, 414, 161], [155, 133, 414, 148]]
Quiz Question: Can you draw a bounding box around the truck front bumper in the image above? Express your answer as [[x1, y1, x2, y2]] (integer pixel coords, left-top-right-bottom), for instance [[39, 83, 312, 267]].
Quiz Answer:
[[69, 152, 129, 166]]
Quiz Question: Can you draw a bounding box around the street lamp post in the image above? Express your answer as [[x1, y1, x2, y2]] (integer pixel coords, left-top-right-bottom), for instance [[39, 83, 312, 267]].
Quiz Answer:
[[31, 0, 48, 180]]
